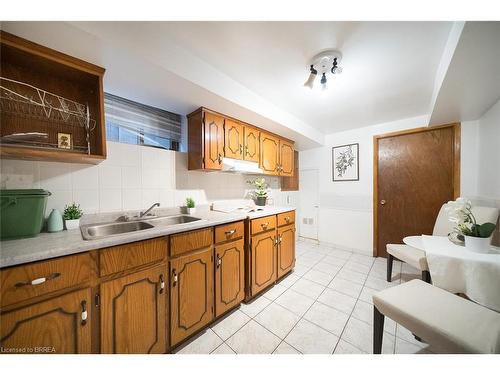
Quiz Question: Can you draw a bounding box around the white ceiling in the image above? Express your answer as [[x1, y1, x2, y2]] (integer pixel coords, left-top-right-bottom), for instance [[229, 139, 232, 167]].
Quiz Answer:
[[138, 21, 453, 133]]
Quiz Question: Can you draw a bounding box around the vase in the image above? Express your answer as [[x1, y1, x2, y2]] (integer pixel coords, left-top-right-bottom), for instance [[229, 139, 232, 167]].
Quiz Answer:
[[47, 209, 64, 233], [187, 207, 196, 215], [65, 218, 80, 230], [464, 235, 492, 253], [256, 197, 267, 206]]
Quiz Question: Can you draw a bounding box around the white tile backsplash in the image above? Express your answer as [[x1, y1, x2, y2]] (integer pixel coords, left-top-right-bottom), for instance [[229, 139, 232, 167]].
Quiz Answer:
[[1, 141, 297, 217]]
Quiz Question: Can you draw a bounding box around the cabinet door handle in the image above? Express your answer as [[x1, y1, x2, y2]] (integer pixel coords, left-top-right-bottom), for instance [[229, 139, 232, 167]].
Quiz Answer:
[[216, 254, 222, 269], [245, 145, 249, 156], [274, 237, 278, 246], [172, 269, 178, 287], [81, 300, 87, 326], [159, 274, 165, 294], [278, 235, 283, 244], [239, 144, 243, 154], [15, 272, 61, 288], [218, 153, 223, 164], [225, 229, 236, 236]]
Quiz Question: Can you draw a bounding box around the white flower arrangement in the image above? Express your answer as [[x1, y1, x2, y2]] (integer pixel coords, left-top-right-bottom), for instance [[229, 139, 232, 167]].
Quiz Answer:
[[445, 197, 496, 239]]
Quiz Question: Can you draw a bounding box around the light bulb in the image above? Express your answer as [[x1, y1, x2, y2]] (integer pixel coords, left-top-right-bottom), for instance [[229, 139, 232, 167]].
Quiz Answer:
[[320, 72, 327, 90], [303, 72, 316, 89]]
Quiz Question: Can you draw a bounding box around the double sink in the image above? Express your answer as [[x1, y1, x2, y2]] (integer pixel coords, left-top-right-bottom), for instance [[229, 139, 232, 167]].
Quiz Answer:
[[81, 214, 202, 240]]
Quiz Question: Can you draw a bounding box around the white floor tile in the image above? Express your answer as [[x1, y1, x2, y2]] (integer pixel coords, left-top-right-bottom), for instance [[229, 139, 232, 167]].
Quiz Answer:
[[334, 339, 366, 354], [350, 253, 375, 266], [351, 300, 396, 335], [336, 269, 368, 285], [275, 289, 315, 316], [226, 320, 281, 354], [262, 283, 288, 301], [176, 329, 223, 354], [317, 288, 357, 315], [358, 286, 379, 304], [211, 309, 250, 340], [303, 301, 350, 336], [395, 337, 431, 354], [239, 295, 272, 317], [328, 277, 363, 299], [211, 343, 236, 354], [290, 278, 326, 299], [277, 273, 300, 288], [330, 249, 353, 260], [254, 303, 301, 339], [364, 275, 400, 291], [322, 255, 348, 267], [343, 261, 372, 274], [273, 342, 301, 354], [292, 264, 311, 277], [302, 269, 334, 286], [395, 324, 429, 349], [312, 261, 342, 276], [284, 319, 339, 354], [341, 317, 395, 354]]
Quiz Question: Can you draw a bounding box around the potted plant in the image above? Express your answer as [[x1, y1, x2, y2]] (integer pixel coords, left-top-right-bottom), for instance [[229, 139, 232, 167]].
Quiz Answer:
[[186, 197, 196, 215], [248, 177, 269, 206], [63, 202, 83, 230], [446, 197, 497, 253]]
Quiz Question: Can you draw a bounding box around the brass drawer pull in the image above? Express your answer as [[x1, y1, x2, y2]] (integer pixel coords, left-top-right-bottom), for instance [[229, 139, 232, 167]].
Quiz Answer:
[[15, 272, 61, 288], [172, 269, 178, 287], [225, 229, 236, 236], [261, 222, 269, 228], [81, 300, 87, 326], [216, 254, 222, 269], [285, 217, 290, 223]]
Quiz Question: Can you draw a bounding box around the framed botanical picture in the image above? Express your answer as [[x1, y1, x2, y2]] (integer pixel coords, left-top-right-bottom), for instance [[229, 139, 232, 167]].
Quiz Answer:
[[332, 143, 359, 181]]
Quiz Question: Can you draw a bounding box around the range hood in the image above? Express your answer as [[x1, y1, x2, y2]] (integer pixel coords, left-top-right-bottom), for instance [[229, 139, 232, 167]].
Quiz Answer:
[[221, 158, 264, 174]]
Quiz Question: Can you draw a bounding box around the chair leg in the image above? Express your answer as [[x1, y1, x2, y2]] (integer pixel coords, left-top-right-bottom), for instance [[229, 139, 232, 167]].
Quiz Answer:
[[373, 306, 385, 354], [421, 270, 431, 283], [386, 254, 394, 282]]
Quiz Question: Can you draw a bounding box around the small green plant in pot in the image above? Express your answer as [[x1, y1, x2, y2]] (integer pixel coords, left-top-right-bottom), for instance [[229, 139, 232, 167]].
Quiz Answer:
[[248, 177, 269, 206], [63, 202, 83, 230], [186, 197, 196, 215]]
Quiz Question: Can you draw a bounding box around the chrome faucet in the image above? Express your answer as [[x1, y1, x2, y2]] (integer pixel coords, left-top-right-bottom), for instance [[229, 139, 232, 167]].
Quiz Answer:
[[139, 202, 160, 218]]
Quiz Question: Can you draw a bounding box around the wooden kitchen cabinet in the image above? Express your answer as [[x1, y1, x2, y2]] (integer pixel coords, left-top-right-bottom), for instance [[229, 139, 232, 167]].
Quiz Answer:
[[0, 288, 92, 354], [243, 126, 260, 163], [225, 119, 244, 160], [277, 224, 296, 278], [100, 265, 167, 354], [169, 248, 214, 346], [250, 230, 278, 296], [215, 239, 245, 317], [279, 139, 295, 177], [204, 112, 225, 170], [260, 132, 280, 174]]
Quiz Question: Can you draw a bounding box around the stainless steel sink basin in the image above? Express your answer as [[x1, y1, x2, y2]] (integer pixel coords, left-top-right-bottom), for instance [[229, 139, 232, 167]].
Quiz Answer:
[[81, 221, 154, 240], [145, 214, 202, 226]]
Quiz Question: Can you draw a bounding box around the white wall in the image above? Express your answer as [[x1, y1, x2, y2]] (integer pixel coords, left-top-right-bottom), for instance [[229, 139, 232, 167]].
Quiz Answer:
[[0, 142, 296, 216]]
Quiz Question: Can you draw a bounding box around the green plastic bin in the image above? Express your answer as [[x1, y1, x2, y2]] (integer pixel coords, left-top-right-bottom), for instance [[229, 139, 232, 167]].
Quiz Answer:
[[0, 189, 51, 240]]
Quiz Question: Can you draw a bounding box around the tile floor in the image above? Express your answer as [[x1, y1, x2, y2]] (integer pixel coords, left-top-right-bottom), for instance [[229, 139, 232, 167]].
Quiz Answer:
[[174, 238, 435, 354]]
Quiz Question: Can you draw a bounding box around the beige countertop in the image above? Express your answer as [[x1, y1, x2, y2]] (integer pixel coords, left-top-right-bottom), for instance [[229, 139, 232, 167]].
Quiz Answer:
[[0, 206, 295, 269]]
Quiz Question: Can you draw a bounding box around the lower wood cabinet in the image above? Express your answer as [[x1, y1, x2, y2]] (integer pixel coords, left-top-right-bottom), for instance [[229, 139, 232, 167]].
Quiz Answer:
[[250, 230, 278, 296], [277, 224, 296, 278], [0, 288, 92, 354], [100, 265, 167, 354], [169, 248, 214, 346], [215, 239, 245, 317]]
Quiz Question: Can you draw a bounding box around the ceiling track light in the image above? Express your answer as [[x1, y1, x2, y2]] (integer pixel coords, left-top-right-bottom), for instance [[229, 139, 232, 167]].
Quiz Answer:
[[303, 49, 342, 91]]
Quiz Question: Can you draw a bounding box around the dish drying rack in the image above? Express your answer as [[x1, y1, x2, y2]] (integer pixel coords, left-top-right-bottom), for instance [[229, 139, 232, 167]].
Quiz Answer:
[[0, 77, 96, 154]]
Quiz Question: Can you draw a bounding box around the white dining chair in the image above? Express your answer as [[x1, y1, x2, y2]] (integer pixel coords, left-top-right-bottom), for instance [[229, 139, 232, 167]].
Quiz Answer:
[[386, 204, 499, 283]]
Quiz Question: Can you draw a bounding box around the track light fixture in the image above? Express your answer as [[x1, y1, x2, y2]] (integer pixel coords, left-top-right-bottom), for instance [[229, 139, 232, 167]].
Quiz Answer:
[[303, 49, 342, 90]]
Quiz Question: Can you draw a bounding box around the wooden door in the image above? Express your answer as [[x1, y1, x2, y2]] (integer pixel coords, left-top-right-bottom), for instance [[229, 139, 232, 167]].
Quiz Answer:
[[204, 112, 224, 170], [100, 265, 167, 354], [279, 140, 294, 177], [170, 248, 213, 346], [374, 124, 460, 257], [224, 119, 244, 160], [260, 133, 280, 175], [244, 126, 260, 163], [251, 230, 277, 295], [0, 288, 91, 354], [215, 239, 245, 317], [277, 225, 296, 278]]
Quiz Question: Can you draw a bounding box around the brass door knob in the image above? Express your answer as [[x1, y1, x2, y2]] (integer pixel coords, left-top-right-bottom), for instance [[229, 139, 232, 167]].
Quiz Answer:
[[380, 200, 386, 205]]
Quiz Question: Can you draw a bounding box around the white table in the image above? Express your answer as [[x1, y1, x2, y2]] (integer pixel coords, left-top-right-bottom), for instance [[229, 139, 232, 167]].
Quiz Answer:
[[404, 235, 500, 312]]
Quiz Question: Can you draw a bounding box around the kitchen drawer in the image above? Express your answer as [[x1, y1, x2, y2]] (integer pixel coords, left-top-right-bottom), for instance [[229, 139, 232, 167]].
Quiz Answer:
[[170, 227, 213, 257], [1, 253, 90, 308], [215, 221, 244, 244], [99, 238, 167, 277], [251, 215, 277, 236], [277, 211, 295, 227]]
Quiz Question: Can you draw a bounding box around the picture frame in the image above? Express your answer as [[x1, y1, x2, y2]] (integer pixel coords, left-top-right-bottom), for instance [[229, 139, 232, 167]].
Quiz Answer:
[[332, 143, 359, 181], [57, 132, 72, 149]]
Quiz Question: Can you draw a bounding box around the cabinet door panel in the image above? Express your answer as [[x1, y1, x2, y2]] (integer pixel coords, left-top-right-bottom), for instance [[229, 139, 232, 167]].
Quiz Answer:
[[260, 133, 279, 175], [251, 231, 277, 296], [215, 240, 245, 317], [101, 266, 166, 354], [204, 112, 224, 170], [0, 288, 91, 354], [170, 248, 213, 346], [244, 127, 260, 163], [279, 140, 294, 177], [224, 119, 244, 160], [277, 225, 296, 278]]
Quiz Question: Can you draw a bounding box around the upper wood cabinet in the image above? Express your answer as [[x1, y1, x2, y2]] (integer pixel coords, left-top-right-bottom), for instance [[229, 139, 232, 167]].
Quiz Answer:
[[279, 139, 295, 177], [0, 31, 106, 164], [204, 112, 225, 170], [243, 126, 260, 163], [100, 265, 167, 354], [0, 288, 92, 354], [260, 133, 280, 174], [281, 150, 299, 191], [225, 119, 244, 160]]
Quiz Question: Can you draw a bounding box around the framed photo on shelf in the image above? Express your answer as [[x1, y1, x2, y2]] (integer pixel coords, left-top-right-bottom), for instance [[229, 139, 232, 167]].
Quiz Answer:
[[332, 143, 359, 181], [57, 132, 72, 149]]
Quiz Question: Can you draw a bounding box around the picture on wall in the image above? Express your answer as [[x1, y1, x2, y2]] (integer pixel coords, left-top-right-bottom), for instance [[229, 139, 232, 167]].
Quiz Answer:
[[332, 143, 359, 181]]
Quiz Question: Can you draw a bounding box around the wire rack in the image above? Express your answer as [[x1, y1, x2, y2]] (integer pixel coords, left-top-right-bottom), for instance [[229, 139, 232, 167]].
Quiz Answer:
[[0, 77, 96, 154]]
